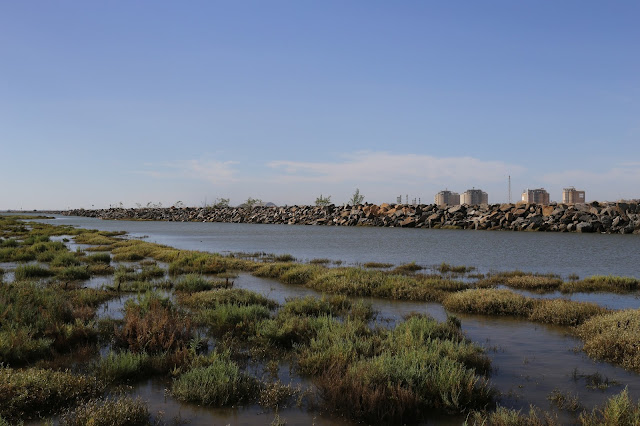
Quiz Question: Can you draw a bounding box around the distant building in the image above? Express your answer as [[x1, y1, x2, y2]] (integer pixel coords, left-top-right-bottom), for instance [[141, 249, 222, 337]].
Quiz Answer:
[[521, 188, 550, 205], [434, 190, 460, 206], [562, 187, 586, 204], [460, 188, 488, 205]]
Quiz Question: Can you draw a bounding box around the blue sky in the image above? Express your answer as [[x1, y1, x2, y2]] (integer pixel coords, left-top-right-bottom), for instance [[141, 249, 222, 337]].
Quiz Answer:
[[1, 1, 638, 209]]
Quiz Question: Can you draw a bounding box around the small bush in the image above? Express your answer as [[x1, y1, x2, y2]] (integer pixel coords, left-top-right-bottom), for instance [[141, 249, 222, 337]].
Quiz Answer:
[[114, 294, 193, 354]]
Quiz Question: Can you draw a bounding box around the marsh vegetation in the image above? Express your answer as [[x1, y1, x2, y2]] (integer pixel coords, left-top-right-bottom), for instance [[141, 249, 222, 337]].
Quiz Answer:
[[1, 215, 639, 424]]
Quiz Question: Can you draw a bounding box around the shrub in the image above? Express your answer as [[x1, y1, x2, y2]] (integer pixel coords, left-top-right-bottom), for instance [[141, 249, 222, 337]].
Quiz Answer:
[[114, 294, 193, 354]]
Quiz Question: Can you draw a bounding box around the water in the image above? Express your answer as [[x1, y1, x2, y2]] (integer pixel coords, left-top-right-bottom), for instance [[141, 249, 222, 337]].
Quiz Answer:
[[38, 215, 640, 278]]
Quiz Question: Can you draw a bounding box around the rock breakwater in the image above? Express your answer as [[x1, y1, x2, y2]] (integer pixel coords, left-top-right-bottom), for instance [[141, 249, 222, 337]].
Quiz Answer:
[[63, 202, 640, 234]]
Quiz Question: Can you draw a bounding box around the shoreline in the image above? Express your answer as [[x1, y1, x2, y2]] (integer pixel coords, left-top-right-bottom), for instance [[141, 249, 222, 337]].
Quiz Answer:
[[61, 201, 640, 234]]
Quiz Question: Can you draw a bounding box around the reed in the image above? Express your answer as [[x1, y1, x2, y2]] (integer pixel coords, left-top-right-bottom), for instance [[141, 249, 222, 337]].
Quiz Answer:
[[174, 274, 220, 292]]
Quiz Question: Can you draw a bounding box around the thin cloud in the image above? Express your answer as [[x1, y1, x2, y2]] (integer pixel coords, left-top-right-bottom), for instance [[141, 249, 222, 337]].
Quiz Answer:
[[135, 159, 239, 184], [268, 152, 525, 185]]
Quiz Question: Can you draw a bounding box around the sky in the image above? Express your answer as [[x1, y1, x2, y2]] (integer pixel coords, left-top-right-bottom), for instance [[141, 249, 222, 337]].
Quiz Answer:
[[1, 1, 638, 209]]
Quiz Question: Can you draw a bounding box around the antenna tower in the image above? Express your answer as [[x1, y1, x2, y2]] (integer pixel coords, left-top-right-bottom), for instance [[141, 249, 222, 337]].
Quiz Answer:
[[508, 175, 512, 204]]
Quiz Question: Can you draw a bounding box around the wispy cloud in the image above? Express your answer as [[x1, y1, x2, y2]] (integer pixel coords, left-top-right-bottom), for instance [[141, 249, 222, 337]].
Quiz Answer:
[[268, 152, 525, 185], [136, 159, 239, 184], [542, 164, 640, 201]]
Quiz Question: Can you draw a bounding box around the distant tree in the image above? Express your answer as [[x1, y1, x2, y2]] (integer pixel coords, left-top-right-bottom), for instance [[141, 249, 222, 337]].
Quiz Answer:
[[212, 198, 230, 208], [315, 194, 332, 206], [244, 197, 262, 209], [173, 201, 185, 208], [348, 188, 364, 206]]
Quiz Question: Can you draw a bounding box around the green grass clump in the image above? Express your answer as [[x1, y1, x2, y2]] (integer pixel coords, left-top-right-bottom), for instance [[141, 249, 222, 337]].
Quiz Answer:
[[279, 295, 352, 318], [503, 275, 563, 291], [529, 299, 608, 326], [391, 262, 423, 274], [464, 406, 556, 425], [306, 314, 492, 424], [168, 252, 227, 275], [59, 396, 152, 426], [94, 351, 151, 384], [443, 289, 535, 317], [437, 262, 476, 274], [576, 309, 640, 372], [579, 387, 640, 426], [0, 366, 104, 421], [85, 253, 111, 264], [306, 267, 461, 302], [50, 252, 81, 267], [56, 265, 91, 281], [561, 275, 639, 294], [363, 262, 393, 268], [114, 265, 165, 286], [177, 288, 277, 309], [172, 354, 260, 406], [14, 264, 54, 280], [197, 304, 272, 338], [309, 258, 332, 265], [174, 274, 218, 292], [74, 232, 118, 246], [444, 289, 607, 327]]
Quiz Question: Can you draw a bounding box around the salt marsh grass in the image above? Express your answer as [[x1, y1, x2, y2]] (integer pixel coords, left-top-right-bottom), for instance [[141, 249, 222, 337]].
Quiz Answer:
[[444, 289, 608, 326], [59, 396, 152, 426], [577, 309, 640, 372], [172, 353, 260, 406], [0, 366, 104, 421]]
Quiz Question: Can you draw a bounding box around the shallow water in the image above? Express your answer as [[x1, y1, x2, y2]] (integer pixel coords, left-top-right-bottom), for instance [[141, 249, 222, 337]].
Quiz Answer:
[[501, 285, 640, 311], [230, 273, 640, 423], [39, 215, 640, 278]]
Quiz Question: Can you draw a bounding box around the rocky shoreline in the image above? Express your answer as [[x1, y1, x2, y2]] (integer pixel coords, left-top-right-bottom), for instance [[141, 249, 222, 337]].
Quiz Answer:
[[62, 202, 640, 234]]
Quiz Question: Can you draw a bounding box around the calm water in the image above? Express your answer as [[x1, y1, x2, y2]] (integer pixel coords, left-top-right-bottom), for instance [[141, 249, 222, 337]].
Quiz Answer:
[[39, 215, 640, 279]]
